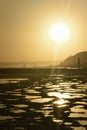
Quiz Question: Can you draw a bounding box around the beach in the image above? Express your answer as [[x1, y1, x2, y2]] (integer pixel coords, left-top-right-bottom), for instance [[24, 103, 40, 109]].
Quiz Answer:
[[0, 68, 87, 130]]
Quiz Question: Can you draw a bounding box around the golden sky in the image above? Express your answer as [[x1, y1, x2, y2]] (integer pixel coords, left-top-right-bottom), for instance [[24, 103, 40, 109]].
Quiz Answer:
[[0, 0, 87, 62]]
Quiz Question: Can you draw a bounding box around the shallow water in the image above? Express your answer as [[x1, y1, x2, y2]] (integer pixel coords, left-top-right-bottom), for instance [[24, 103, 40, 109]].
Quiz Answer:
[[0, 78, 28, 84], [0, 69, 87, 130]]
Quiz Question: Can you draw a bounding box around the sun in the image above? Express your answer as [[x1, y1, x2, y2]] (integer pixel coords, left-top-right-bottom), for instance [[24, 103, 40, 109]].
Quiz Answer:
[[49, 23, 70, 42]]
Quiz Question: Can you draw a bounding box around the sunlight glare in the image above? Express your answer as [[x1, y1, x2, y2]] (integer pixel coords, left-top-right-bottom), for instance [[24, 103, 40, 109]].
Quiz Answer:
[[49, 23, 70, 42], [48, 92, 70, 99], [54, 99, 66, 105]]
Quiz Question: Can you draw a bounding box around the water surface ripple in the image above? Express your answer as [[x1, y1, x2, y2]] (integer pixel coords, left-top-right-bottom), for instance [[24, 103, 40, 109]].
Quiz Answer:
[[0, 71, 87, 130]]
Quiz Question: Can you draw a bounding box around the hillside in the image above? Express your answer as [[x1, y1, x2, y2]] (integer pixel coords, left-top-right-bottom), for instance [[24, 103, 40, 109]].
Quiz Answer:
[[62, 51, 87, 68]]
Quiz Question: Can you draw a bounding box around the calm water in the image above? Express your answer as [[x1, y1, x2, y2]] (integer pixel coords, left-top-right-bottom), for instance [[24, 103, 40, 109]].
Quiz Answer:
[[0, 68, 87, 130]]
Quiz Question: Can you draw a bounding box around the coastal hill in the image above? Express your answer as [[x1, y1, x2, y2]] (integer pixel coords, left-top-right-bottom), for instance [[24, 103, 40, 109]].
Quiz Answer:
[[62, 51, 87, 68]]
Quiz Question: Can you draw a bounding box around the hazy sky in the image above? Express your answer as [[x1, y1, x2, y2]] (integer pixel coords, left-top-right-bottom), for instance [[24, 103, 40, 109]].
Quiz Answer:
[[0, 0, 87, 62]]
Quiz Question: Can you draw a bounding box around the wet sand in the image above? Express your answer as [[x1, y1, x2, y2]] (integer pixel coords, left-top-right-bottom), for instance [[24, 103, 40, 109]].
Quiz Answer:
[[0, 68, 87, 130]]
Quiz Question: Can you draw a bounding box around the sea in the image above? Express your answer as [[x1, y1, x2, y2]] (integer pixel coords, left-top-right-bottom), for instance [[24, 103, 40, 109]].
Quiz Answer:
[[0, 68, 87, 130]]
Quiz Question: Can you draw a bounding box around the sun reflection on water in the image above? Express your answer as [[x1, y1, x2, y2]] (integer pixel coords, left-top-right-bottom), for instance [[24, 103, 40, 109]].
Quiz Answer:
[[48, 92, 70, 99], [53, 99, 68, 105]]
